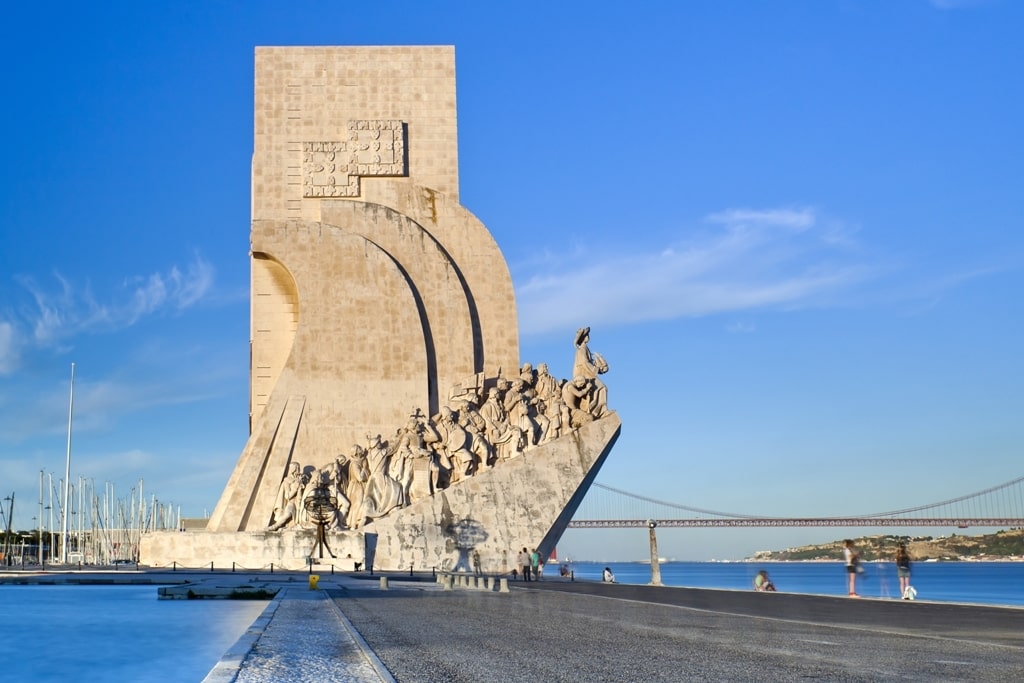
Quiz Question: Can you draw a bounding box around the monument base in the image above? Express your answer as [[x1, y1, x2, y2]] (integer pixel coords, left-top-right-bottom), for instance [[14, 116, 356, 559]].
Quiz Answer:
[[141, 413, 620, 572], [139, 529, 366, 571]]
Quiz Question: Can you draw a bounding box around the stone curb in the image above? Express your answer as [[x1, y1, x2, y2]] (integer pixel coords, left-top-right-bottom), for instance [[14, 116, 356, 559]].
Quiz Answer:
[[201, 596, 282, 683], [324, 588, 397, 682]]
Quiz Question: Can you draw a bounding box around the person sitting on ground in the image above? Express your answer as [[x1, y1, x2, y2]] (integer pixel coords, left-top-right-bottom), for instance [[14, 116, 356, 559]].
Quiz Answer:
[[754, 569, 776, 592], [602, 566, 615, 583], [559, 563, 571, 577]]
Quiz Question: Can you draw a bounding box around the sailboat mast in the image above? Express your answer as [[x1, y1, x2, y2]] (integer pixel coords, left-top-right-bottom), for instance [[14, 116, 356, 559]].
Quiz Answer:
[[61, 362, 74, 563], [38, 471, 43, 564]]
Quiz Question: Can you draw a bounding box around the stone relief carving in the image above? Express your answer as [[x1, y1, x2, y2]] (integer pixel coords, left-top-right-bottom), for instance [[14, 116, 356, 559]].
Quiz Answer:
[[267, 462, 305, 531], [302, 120, 407, 198], [266, 327, 612, 531]]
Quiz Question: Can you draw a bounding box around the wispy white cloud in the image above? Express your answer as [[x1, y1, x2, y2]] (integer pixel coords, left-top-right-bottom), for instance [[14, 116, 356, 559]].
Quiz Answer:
[[11, 253, 215, 352], [0, 360, 238, 446], [515, 207, 874, 336], [706, 207, 815, 230]]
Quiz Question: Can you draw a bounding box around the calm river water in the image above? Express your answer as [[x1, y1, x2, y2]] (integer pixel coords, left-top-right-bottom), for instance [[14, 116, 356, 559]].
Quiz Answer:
[[566, 560, 1024, 605], [0, 584, 267, 682]]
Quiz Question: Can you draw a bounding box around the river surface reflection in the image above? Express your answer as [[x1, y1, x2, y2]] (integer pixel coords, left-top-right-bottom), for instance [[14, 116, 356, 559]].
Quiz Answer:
[[0, 585, 268, 682]]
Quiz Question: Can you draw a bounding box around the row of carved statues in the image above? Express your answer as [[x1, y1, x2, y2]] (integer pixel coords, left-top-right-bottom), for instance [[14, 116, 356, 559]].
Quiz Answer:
[[267, 327, 610, 532]]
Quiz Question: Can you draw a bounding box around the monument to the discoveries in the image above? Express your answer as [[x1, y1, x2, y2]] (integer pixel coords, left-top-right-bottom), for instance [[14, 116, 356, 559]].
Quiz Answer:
[[140, 46, 620, 571]]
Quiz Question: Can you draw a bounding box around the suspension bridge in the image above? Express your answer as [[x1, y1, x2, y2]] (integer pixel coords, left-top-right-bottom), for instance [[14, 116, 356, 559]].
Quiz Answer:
[[568, 475, 1024, 529]]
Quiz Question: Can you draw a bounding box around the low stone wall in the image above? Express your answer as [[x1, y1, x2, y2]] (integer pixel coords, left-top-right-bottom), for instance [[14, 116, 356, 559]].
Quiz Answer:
[[140, 529, 365, 571]]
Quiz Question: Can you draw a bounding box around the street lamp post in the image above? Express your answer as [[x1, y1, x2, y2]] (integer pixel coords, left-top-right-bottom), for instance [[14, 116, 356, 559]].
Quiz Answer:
[[647, 519, 663, 586]]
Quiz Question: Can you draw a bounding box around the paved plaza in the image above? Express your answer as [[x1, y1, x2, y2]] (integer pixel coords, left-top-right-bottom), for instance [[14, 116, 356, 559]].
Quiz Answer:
[[5, 570, 1022, 681], [214, 573, 1024, 682]]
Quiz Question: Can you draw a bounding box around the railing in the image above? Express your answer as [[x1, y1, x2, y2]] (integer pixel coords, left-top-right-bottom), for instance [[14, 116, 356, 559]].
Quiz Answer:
[[570, 517, 1024, 528]]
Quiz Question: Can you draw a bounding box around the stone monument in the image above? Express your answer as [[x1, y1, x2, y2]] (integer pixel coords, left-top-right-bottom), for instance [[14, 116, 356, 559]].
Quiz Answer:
[[140, 46, 620, 572]]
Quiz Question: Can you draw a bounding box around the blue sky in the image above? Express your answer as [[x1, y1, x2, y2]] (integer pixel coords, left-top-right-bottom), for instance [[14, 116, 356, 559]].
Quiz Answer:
[[2, 0, 1022, 561]]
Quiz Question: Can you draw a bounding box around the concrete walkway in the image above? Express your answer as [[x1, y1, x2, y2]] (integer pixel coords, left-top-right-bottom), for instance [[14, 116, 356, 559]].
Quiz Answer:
[[196, 572, 1024, 682], [203, 578, 396, 683], [8, 569, 1021, 681]]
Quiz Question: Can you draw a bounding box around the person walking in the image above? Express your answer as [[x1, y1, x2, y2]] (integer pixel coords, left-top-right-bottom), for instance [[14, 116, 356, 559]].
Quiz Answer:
[[530, 548, 540, 581], [844, 539, 861, 597], [895, 542, 912, 598], [517, 547, 532, 581]]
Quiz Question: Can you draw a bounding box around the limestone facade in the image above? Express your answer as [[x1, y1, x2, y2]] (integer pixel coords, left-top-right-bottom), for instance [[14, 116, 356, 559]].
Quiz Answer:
[[141, 46, 619, 570], [207, 46, 520, 534]]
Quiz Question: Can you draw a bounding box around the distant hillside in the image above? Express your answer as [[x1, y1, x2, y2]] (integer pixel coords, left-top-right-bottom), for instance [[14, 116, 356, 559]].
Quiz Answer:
[[749, 528, 1024, 562]]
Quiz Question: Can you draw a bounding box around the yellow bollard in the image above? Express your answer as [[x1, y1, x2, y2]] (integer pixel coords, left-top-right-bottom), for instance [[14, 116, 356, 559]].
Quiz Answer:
[[308, 574, 320, 590]]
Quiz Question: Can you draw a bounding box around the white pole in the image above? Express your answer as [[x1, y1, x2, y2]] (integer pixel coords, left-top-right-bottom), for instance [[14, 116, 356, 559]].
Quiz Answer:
[[38, 470, 43, 565], [48, 473, 54, 561], [61, 362, 74, 563]]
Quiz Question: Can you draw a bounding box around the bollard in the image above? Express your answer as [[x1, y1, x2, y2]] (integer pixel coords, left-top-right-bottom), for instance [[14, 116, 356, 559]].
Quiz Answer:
[[172, 561, 177, 571], [379, 576, 389, 591], [499, 578, 510, 593], [443, 575, 453, 591], [232, 562, 236, 572], [210, 562, 214, 572], [486, 576, 494, 591], [309, 574, 320, 590]]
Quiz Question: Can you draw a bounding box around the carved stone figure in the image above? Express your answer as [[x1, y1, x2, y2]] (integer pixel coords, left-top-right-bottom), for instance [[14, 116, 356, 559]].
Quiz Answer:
[[394, 413, 442, 504], [436, 406, 475, 484], [457, 403, 493, 470], [302, 467, 348, 530], [562, 376, 596, 428], [541, 393, 570, 443], [363, 434, 403, 519], [324, 455, 353, 529], [345, 445, 370, 529], [268, 461, 306, 531], [519, 362, 536, 389], [531, 396, 552, 445], [534, 362, 559, 402], [508, 390, 540, 449], [479, 387, 523, 460], [573, 327, 609, 418]]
